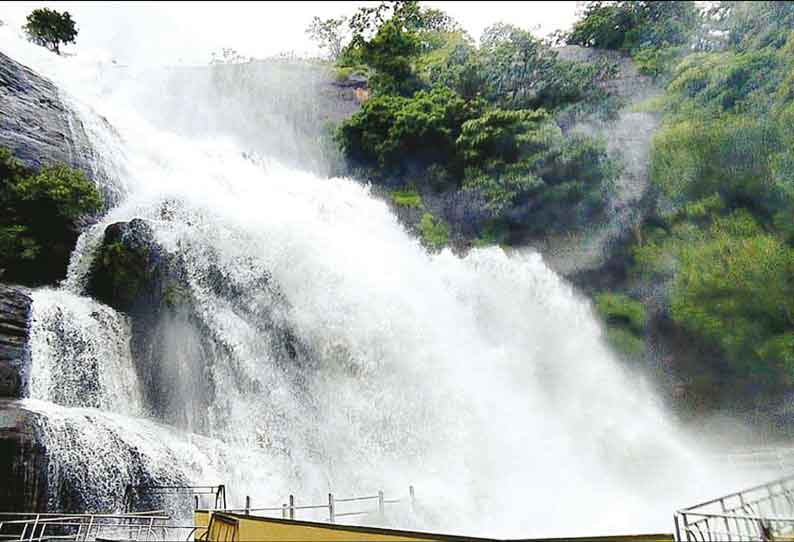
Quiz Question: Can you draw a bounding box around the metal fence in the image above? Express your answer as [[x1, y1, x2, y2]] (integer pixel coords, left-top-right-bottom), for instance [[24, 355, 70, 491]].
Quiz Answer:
[[675, 474, 794, 541], [124, 484, 227, 513], [0, 511, 197, 542], [218, 486, 416, 524]]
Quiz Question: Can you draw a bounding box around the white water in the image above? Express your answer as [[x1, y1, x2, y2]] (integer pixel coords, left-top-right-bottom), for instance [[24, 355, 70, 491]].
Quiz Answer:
[[0, 27, 759, 537]]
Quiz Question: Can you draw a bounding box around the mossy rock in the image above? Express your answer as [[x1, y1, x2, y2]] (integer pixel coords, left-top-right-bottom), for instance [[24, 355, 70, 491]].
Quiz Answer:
[[87, 219, 158, 313]]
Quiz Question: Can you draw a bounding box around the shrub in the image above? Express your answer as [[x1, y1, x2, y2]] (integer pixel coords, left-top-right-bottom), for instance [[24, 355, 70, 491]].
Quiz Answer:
[[594, 292, 648, 361], [390, 189, 423, 208], [670, 212, 794, 386], [605, 326, 646, 360], [594, 292, 648, 334], [419, 212, 448, 250], [336, 86, 483, 183], [0, 148, 101, 285], [460, 113, 615, 233]]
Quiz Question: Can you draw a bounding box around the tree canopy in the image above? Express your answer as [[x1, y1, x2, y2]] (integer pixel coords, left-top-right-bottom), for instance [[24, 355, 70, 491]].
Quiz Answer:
[[23, 8, 78, 55]]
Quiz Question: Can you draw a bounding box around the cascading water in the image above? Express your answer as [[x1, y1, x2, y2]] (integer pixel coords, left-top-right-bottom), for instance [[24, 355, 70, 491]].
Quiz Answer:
[[0, 25, 764, 538]]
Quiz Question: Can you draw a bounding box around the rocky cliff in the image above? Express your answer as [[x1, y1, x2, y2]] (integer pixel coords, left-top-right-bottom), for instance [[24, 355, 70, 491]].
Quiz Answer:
[[0, 402, 48, 513], [0, 51, 104, 189], [0, 284, 31, 398]]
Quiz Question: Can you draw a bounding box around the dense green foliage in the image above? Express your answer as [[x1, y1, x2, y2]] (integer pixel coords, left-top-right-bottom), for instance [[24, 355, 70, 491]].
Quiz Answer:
[[670, 214, 794, 387], [594, 292, 647, 360], [23, 8, 77, 55], [567, 1, 697, 52], [419, 212, 448, 250], [0, 148, 101, 285], [610, 1, 794, 398], [337, 86, 481, 182], [327, 1, 619, 244], [390, 188, 423, 208], [564, 1, 699, 77]]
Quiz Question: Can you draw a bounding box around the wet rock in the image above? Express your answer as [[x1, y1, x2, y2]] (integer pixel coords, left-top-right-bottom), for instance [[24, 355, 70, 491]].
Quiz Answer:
[[86, 219, 166, 315], [0, 401, 48, 512], [0, 52, 101, 185], [85, 219, 311, 434], [0, 284, 32, 399]]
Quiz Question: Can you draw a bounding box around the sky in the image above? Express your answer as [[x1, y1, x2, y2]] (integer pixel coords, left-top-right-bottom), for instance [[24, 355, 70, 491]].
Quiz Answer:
[[0, 1, 582, 65]]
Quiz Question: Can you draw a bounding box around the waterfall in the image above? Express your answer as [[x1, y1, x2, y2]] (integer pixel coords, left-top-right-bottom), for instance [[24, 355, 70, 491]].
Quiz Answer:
[[0, 27, 756, 538]]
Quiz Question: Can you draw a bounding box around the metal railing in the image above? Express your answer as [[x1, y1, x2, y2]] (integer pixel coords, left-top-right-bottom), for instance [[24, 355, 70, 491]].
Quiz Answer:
[[124, 484, 227, 513], [675, 474, 794, 541], [216, 486, 416, 524], [716, 448, 794, 475], [0, 511, 196, 542]]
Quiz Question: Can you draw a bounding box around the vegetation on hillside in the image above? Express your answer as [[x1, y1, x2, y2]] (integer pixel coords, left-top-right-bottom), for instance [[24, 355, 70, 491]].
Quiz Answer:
[[0, 148, 101, 285], [313, 0, 794, 416], [311, 0, 620, 249], [565, 1, 794, 412]]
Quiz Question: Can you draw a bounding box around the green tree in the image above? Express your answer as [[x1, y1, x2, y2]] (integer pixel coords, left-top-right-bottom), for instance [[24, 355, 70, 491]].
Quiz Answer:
[[306, 16, 349, 60], [459, 109, 615, 230], [566, 1, 698, 52], [23, 8, 78, 55], [337, 86, 483, 181]]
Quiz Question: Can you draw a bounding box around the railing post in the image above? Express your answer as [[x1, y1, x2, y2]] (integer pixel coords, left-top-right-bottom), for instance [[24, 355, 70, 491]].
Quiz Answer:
[[28, 513, 39, 542], [378, 490, 385, 518], [409, 485, 416, 514], [289, 495, 295, 520], [195, 495, 199, 510], [85, 514, 94, 542], [328, 493, 335, 524], [719, 497, 731, 539], [217, 485, 227, 509], [245, 496, 251, 515], [281, 504, 287, 519], [681, 511, 690, 542]]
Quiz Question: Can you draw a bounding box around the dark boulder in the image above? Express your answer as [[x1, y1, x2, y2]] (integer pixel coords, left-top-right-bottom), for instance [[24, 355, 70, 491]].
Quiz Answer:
[[0, 401, 48, 512], [86, 219, 168, 315], [0, 284, 32, 399]]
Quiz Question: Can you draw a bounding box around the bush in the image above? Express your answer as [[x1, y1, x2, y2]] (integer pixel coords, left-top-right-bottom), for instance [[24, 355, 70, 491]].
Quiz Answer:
[[336, 86, 483, 183], [419, 212, 448, 250], [594, 292, 648, 334], [390, 189, 423, 208], [650, 114, 785, 222], [0, 148, 101, 285], [670, 212, 794, 386], [605, 326, 646, 360], [594, 292, 647, 361], [460, 113, 615, 233]]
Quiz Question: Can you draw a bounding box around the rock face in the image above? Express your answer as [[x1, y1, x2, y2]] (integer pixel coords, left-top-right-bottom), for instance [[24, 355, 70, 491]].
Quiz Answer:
[[0, 401, 48, 512], [0, 52, 100, 182], [0, 284, 32, 399]]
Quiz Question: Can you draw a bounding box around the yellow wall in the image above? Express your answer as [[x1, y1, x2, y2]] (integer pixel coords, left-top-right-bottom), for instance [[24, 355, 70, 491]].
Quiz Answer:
[[193, 510, 210, 540], [198, 511, 674, 542]]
